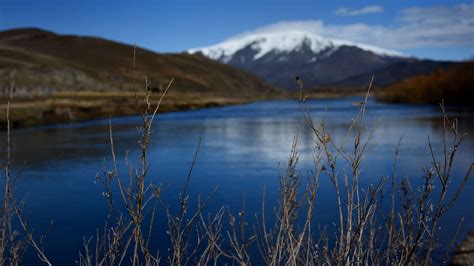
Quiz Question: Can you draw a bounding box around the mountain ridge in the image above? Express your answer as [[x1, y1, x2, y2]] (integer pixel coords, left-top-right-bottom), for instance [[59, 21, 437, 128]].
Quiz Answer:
[[188, 30, 453, 90], [188, 30, 405, 62]]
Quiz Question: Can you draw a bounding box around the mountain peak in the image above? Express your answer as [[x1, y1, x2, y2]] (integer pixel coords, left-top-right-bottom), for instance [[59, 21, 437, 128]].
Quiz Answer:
[[188, 30, 404, 63], [187, 30, 450, 90]]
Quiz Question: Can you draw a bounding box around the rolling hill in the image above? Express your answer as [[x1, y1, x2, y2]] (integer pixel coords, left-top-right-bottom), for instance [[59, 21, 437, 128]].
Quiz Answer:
[[0, 28, 277, 98], [0, 28, 279, 128]]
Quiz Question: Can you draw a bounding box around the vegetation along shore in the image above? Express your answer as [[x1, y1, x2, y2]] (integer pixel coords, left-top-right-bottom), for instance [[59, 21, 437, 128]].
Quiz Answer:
[[377, 62, 474, 105]]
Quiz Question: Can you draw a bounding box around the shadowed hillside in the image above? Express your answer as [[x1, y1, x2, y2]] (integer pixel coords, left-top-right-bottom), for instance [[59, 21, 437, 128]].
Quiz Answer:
[[0, 28, 277, 97], [377, 62, 474, 105], [0, 28, 280, 127]]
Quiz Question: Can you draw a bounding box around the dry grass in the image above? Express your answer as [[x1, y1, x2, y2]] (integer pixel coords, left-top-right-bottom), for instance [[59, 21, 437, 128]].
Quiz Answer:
[[1, 72, 473, 264], [0, 90, 251, 129], [0, 102, 52, 265], [74, 77, 472, 265]]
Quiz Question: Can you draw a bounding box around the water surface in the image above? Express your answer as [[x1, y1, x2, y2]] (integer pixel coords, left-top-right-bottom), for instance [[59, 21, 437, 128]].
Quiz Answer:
[[1, 97, 473, 263]]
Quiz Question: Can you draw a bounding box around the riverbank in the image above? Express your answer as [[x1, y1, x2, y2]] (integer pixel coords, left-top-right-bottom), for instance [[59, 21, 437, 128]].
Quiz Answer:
[[0, 91, 259, 129], [452, 231, 474, 265], [0, 90, 371, 129]]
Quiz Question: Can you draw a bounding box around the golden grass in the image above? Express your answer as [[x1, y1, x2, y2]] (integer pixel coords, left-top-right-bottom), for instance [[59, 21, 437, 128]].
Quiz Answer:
[[0, 90, 251, 128]]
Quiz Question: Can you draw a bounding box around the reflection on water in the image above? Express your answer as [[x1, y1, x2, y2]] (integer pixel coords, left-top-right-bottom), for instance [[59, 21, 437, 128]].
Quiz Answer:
[[0, 97, 473, 263]]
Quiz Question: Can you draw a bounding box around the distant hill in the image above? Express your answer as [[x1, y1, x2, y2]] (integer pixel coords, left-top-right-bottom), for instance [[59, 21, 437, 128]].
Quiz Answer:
[[0, 28, 277, 98], [0, 28, 281, 128], [188, 30, 454, 90], [377, 62, 474, 105]]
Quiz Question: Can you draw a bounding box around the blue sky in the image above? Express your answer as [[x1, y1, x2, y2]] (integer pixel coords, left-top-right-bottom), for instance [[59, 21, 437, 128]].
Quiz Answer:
[[1, 0, 473, 60]]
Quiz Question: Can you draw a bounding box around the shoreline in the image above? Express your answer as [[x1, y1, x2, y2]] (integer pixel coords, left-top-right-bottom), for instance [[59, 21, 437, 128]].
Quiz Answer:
[[0, 92, 254, 129], [0, 90, 367, 129]]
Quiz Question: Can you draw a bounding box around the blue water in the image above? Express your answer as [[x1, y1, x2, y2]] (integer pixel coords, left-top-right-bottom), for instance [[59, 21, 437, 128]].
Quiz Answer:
[[1, 97, 473, 264]]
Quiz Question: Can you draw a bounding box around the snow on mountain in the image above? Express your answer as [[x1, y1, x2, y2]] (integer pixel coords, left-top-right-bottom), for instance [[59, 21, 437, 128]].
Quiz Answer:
[[187, 30, 448, 91], [188, 30, 404, 63]]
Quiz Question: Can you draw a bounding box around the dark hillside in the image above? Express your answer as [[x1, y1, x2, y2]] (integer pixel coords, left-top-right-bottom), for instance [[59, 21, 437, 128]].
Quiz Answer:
[[377, 62, 474, 105], [0, 28, 279, 128], [0, 28, 277, 98]]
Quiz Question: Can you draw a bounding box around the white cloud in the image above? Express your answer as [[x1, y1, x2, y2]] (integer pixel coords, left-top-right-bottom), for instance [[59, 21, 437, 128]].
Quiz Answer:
[[335, 5, 383, 16], [242, 4, 474, 50]]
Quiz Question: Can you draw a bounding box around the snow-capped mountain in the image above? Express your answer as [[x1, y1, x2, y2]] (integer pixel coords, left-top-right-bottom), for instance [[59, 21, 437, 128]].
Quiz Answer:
[[188, 31, 403, 63], [188, 31, 449, 90]]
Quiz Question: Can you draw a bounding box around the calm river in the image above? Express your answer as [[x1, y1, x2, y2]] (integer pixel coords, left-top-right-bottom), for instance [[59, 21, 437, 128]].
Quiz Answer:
[[1, 97, 473, 264]]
